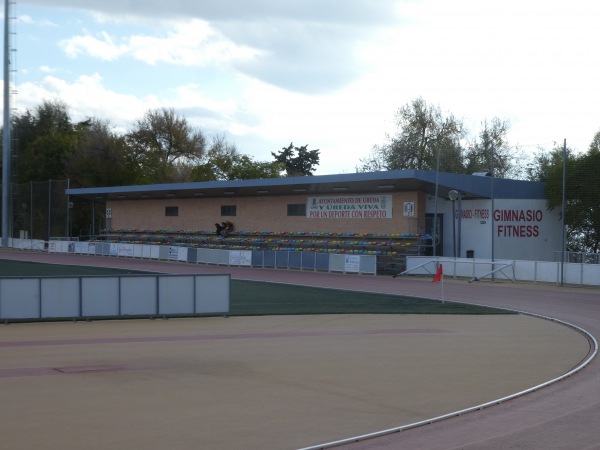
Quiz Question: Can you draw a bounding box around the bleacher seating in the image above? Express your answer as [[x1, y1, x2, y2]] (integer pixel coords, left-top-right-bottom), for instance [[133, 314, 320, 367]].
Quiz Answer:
[[94, 229, 433, 274]]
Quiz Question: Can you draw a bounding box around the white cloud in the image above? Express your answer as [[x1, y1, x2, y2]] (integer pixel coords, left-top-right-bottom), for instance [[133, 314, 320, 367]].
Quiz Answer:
[[16, 74, 158, 131], [59, 19, 262, 67], [17, 14, 58, 27], [60, 31, 127, 60], [39, 65, 56, 73]]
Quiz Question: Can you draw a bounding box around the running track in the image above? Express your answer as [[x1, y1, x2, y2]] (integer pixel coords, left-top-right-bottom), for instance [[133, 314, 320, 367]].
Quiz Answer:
[[2, 250, 600, 449]]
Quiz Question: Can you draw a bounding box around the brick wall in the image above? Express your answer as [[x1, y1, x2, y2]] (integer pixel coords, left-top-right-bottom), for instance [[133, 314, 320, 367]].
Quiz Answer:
[[107, 191, 426, 235]]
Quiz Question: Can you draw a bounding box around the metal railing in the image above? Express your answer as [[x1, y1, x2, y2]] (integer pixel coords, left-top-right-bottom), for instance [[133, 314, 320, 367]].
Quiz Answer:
[[555, 251, 600, 264]]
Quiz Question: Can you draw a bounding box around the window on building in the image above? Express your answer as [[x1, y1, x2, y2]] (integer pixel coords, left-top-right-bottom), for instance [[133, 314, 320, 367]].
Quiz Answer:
[[165, 206, 179, 217], [221, 205, 237, 216], [287, 204, 306, 216]]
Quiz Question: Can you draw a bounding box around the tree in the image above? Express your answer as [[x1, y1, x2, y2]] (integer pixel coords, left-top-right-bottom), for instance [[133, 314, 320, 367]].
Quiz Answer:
[[65, 118, 133, 188], [126, 107, 206, 183], [525, 146, 565, 182], [191, 135, 282, 181], [358, 98, 523, 178], [539, 134, 600, 253], [271, 142, 320, 176], [463, 118, 522, 178], [11, 100, 78, 182], [358, 97, 464, 173]]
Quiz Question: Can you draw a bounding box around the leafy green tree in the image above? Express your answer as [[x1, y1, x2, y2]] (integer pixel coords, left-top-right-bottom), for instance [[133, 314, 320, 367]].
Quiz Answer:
[[11, 100, 78, 182], [271, 142, 320, 176], [540, 134, 600, 252], [126, 107, 206, 183], [526, 146, 565, 182], [358, 97, 464, 173], [192, 135, 281, 181], [65, 118, 133, 188]]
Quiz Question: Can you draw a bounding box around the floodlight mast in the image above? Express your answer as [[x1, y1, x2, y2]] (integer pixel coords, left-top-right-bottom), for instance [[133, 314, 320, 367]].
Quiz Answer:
[[2, 0, 12, 247]]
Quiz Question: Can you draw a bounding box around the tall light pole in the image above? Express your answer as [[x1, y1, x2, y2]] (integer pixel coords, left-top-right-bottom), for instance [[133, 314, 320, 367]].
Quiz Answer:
[[490, 143, 495, 264], [561, 138, 567, 286], [432, 141, 440, 257], [2, 0, 12, 247], [448, 190, 458, 258]]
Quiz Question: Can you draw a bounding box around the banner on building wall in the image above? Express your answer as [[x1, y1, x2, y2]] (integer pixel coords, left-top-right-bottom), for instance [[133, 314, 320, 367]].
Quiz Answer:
[[307, 195, 392, 219]]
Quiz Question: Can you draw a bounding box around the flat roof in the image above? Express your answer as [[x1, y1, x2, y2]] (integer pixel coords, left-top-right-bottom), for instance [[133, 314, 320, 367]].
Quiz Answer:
[[67, 170, 546, 202]]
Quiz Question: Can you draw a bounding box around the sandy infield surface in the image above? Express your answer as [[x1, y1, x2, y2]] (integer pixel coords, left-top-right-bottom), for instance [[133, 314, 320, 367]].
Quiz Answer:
[[0, 312, 590, 450]]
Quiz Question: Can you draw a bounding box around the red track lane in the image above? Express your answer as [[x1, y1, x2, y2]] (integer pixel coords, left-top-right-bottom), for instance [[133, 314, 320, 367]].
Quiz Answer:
[[2, 250, 600, 449]]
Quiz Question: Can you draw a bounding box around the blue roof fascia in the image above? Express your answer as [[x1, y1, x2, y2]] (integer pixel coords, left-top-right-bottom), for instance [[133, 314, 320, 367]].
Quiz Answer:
[[65, 170, 422, 196], [66, 169, 546, 200]]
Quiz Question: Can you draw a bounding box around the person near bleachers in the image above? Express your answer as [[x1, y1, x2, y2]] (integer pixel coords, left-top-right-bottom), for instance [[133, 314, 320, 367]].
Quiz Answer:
[[215, 222, 225, 238]]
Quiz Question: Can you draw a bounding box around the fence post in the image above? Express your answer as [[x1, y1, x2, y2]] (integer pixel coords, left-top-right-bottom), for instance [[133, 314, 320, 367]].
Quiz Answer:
[[47, 179, 52, 241]]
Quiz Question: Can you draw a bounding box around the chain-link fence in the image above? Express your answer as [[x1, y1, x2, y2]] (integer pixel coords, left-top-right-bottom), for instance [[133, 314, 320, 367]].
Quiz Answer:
[[1, 179, 70, 241]]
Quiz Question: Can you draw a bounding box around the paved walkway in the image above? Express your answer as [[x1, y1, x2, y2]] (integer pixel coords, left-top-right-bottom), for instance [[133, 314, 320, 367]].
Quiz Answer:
[[0, 251, 598, 449]]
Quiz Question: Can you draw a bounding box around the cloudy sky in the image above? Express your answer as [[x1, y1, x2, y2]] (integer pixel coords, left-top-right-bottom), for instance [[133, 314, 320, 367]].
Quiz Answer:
[[3, 0, 599, 175]]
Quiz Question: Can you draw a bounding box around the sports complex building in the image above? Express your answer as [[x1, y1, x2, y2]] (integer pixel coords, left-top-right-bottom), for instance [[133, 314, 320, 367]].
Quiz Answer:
[[65, 170, 563, 275]]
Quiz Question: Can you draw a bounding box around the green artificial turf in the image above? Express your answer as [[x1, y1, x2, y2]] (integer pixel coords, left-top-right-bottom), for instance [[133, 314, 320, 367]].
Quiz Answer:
[[0, 259, 154, 277], [230, 279, 511, 315], [0, 258, 511, 316]]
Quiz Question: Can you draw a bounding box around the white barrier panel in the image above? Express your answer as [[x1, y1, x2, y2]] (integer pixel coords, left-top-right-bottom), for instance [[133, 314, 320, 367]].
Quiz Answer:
[[140, 245, 151, 259], [72, 242, 85, 254], [117, 243, 135, 257], [228, 250, 252, 266], [9, 238, 46, 250], [41, 278, 80, 317], [158, 245, 170, 260], [196, 248, 211, 264], [514, 260, 536, 281], [199, 275, 231, 313], [564, 263, 583, 285], [359, 255, 377, 275], [177, 247, 188, 262], [536, 261, 560, 283], [159, 276, 194, 314], [168, 246, 179, 261], [0, 279, 39, 319], [198, 248, 229, 265], [582, 265, 600, 286], [133, 244, 143, 258], [121, 276, 158, 315], [150, 245, 160, 259], [82, 277, 120, 316], [344, 254, 361, 273], [48, 240, 69, 253], [0, 274, 230, 321], [329, 254, 345, 272]]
